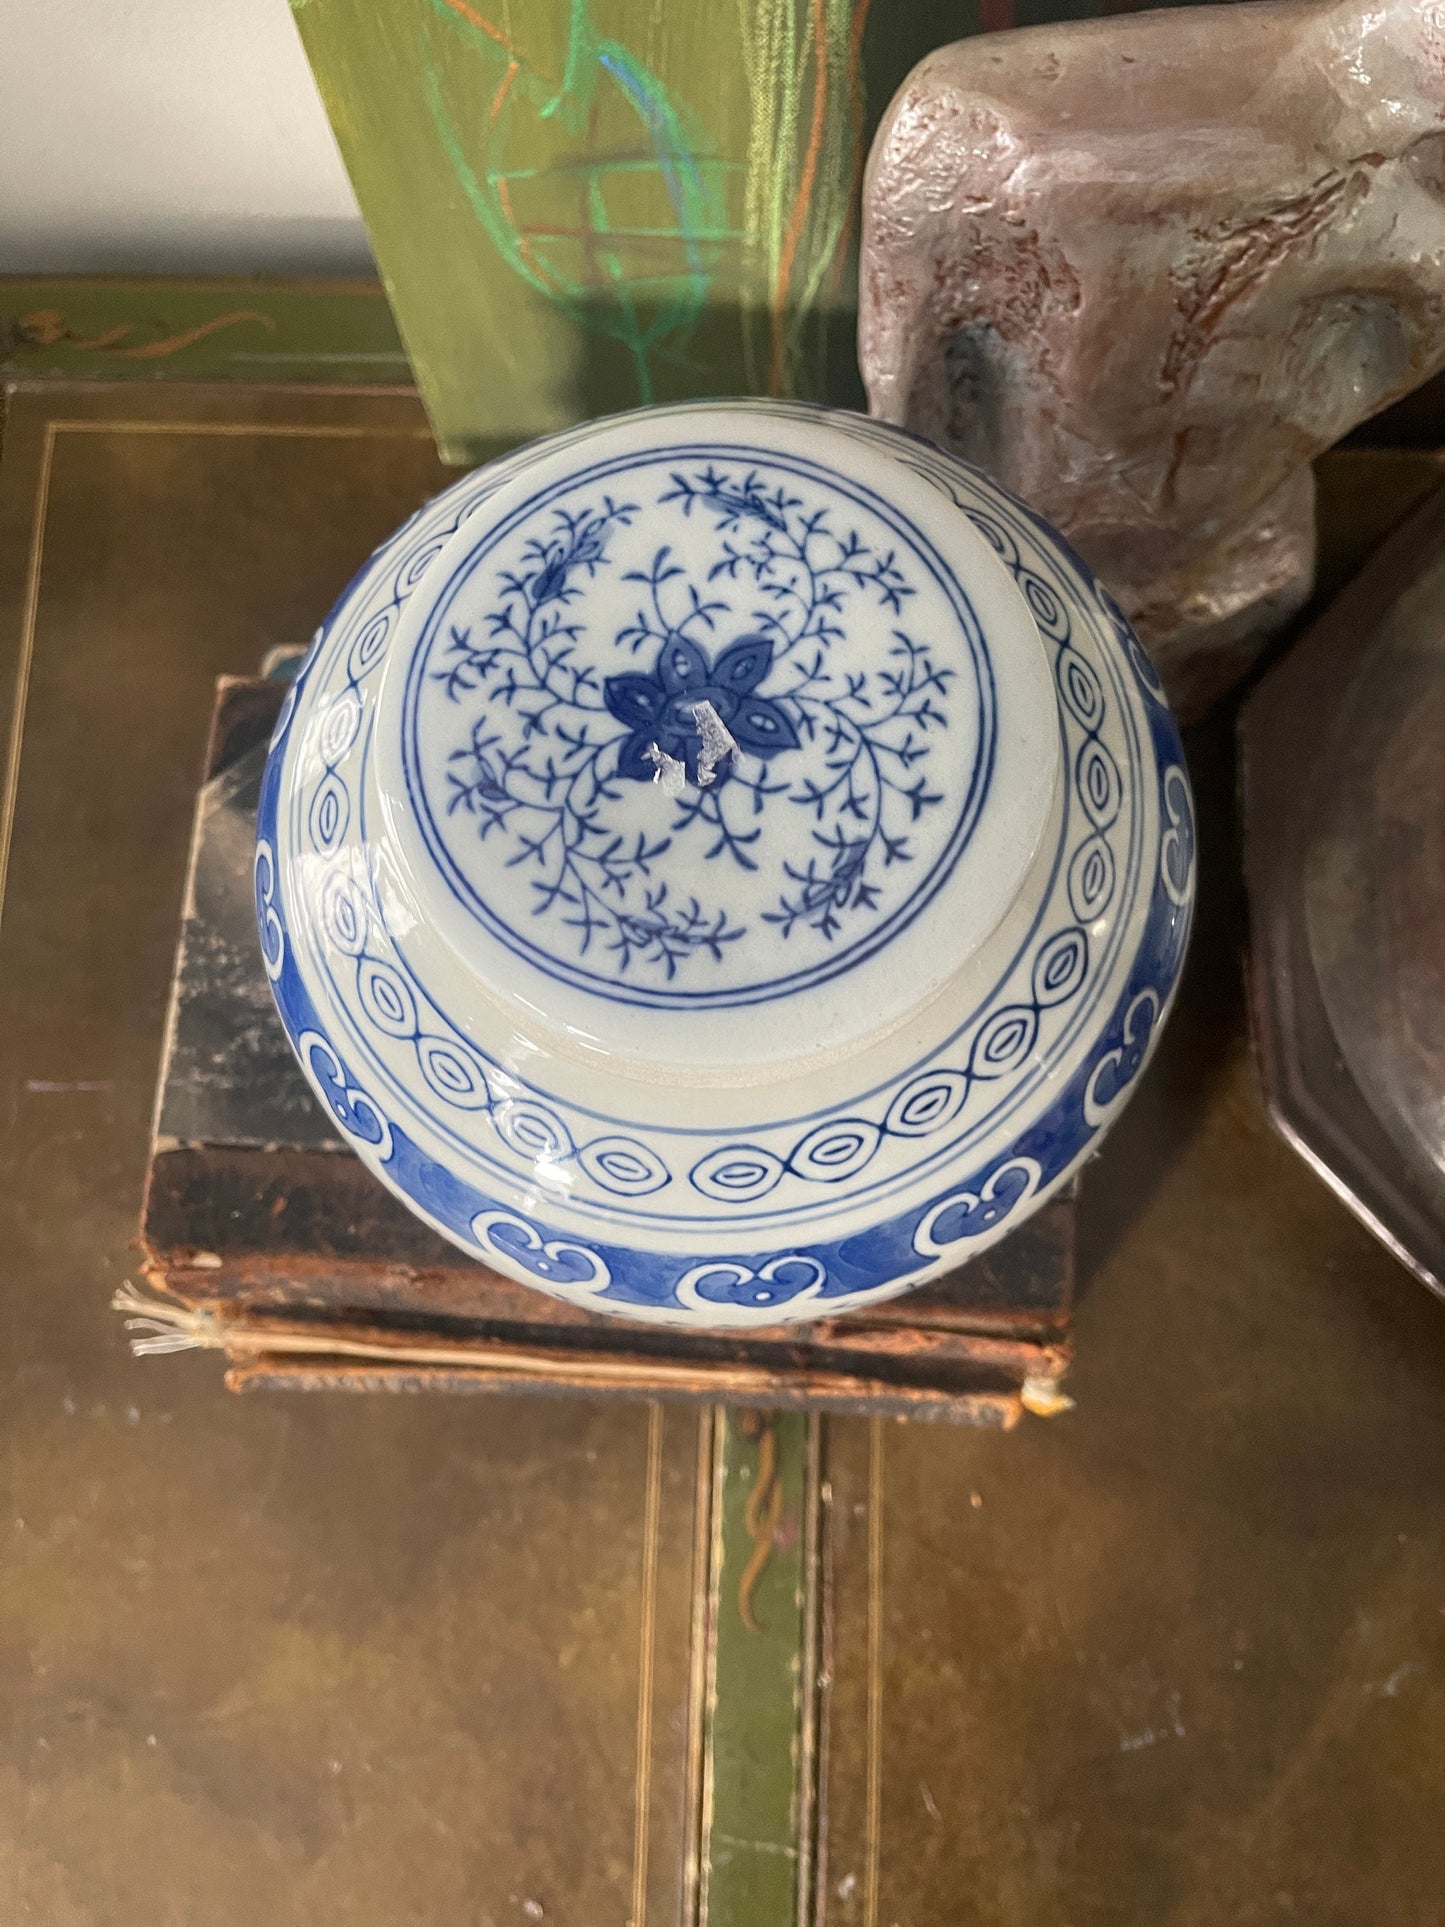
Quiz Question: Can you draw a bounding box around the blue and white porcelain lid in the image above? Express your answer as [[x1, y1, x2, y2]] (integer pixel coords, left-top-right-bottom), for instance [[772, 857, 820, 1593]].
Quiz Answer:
[[261, 400, 1194, 1325], [372, 406, 1059, 1071]]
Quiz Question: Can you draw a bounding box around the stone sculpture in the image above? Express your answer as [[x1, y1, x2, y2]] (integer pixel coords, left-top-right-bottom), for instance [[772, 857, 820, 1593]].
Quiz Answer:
[[860, 0, 1445, 715]]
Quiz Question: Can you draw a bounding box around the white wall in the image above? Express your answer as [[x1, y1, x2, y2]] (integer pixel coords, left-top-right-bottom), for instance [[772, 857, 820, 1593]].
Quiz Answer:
[[0, 0, 371, 274]]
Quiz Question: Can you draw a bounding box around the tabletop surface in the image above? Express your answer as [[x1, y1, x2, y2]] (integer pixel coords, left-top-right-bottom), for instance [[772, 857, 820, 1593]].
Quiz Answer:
[[2, 367, 1444, 1926]]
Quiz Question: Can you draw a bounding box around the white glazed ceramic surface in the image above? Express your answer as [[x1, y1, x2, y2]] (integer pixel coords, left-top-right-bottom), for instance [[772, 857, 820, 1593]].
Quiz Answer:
[[257, 401, 1195, 1326]]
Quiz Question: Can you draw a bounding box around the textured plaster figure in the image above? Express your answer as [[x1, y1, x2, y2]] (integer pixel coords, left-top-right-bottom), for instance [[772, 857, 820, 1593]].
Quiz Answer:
[[861, 0, 1445, 714]]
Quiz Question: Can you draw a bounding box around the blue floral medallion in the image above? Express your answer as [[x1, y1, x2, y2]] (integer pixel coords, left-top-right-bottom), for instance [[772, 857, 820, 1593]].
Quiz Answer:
[[398, 449, 995, 1008], [605, 631, 799, 784]]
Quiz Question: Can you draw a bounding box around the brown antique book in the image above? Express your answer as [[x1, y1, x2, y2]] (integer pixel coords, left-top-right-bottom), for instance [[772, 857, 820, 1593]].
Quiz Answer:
[[134, 676, 1075, 1421]]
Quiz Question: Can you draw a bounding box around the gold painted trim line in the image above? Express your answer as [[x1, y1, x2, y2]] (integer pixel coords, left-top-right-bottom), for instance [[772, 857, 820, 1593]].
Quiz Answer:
[[0, 419, 54, 932], [796, 1416, 824, 1927], [692, 1406, 728, 1927], [47, 418, 435, 441], [863, 1419, 885, 1927], [630, 1402, 665, 1927], [682, 1407, 720, 1927]]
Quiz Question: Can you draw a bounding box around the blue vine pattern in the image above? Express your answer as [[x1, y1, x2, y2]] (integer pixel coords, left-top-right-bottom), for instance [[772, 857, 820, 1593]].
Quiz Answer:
[[430, 461, 962, 979], [686, 495, 1128, 1205], [275, 431, 678, 1205]]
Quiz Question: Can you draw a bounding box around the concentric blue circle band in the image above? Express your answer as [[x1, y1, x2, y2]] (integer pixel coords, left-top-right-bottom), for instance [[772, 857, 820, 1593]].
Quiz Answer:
[[397, 439, 999, 1011]]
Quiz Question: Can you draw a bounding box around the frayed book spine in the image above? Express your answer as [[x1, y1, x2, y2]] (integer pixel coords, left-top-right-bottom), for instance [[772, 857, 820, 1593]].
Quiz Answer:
[[112, 1282, 225, 1356]]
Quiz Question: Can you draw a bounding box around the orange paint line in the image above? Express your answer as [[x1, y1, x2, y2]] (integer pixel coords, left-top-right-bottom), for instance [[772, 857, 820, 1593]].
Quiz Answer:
[[489, 56, 520, 127], [117, 311, 276, 360], [770, 0, 831, 394], [431, 0, 516, 58], [494, 176, 567, 299], [66, 325, 134, 351]]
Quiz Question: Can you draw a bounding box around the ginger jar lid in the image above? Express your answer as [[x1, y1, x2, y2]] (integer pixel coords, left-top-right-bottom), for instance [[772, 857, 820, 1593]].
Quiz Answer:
[[259, 400, 1194, 1326]]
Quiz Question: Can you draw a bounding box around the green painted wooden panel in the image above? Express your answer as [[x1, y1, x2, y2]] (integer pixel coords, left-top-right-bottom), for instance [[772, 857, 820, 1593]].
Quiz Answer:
[[699, 1410, 819, 1926], [290, 0, 884, 458]]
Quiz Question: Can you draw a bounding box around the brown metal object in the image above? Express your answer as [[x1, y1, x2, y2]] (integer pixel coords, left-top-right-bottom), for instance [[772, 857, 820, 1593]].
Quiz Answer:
[[1242, 475, 1445, 1296], [861, 0, 1445, 718]]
